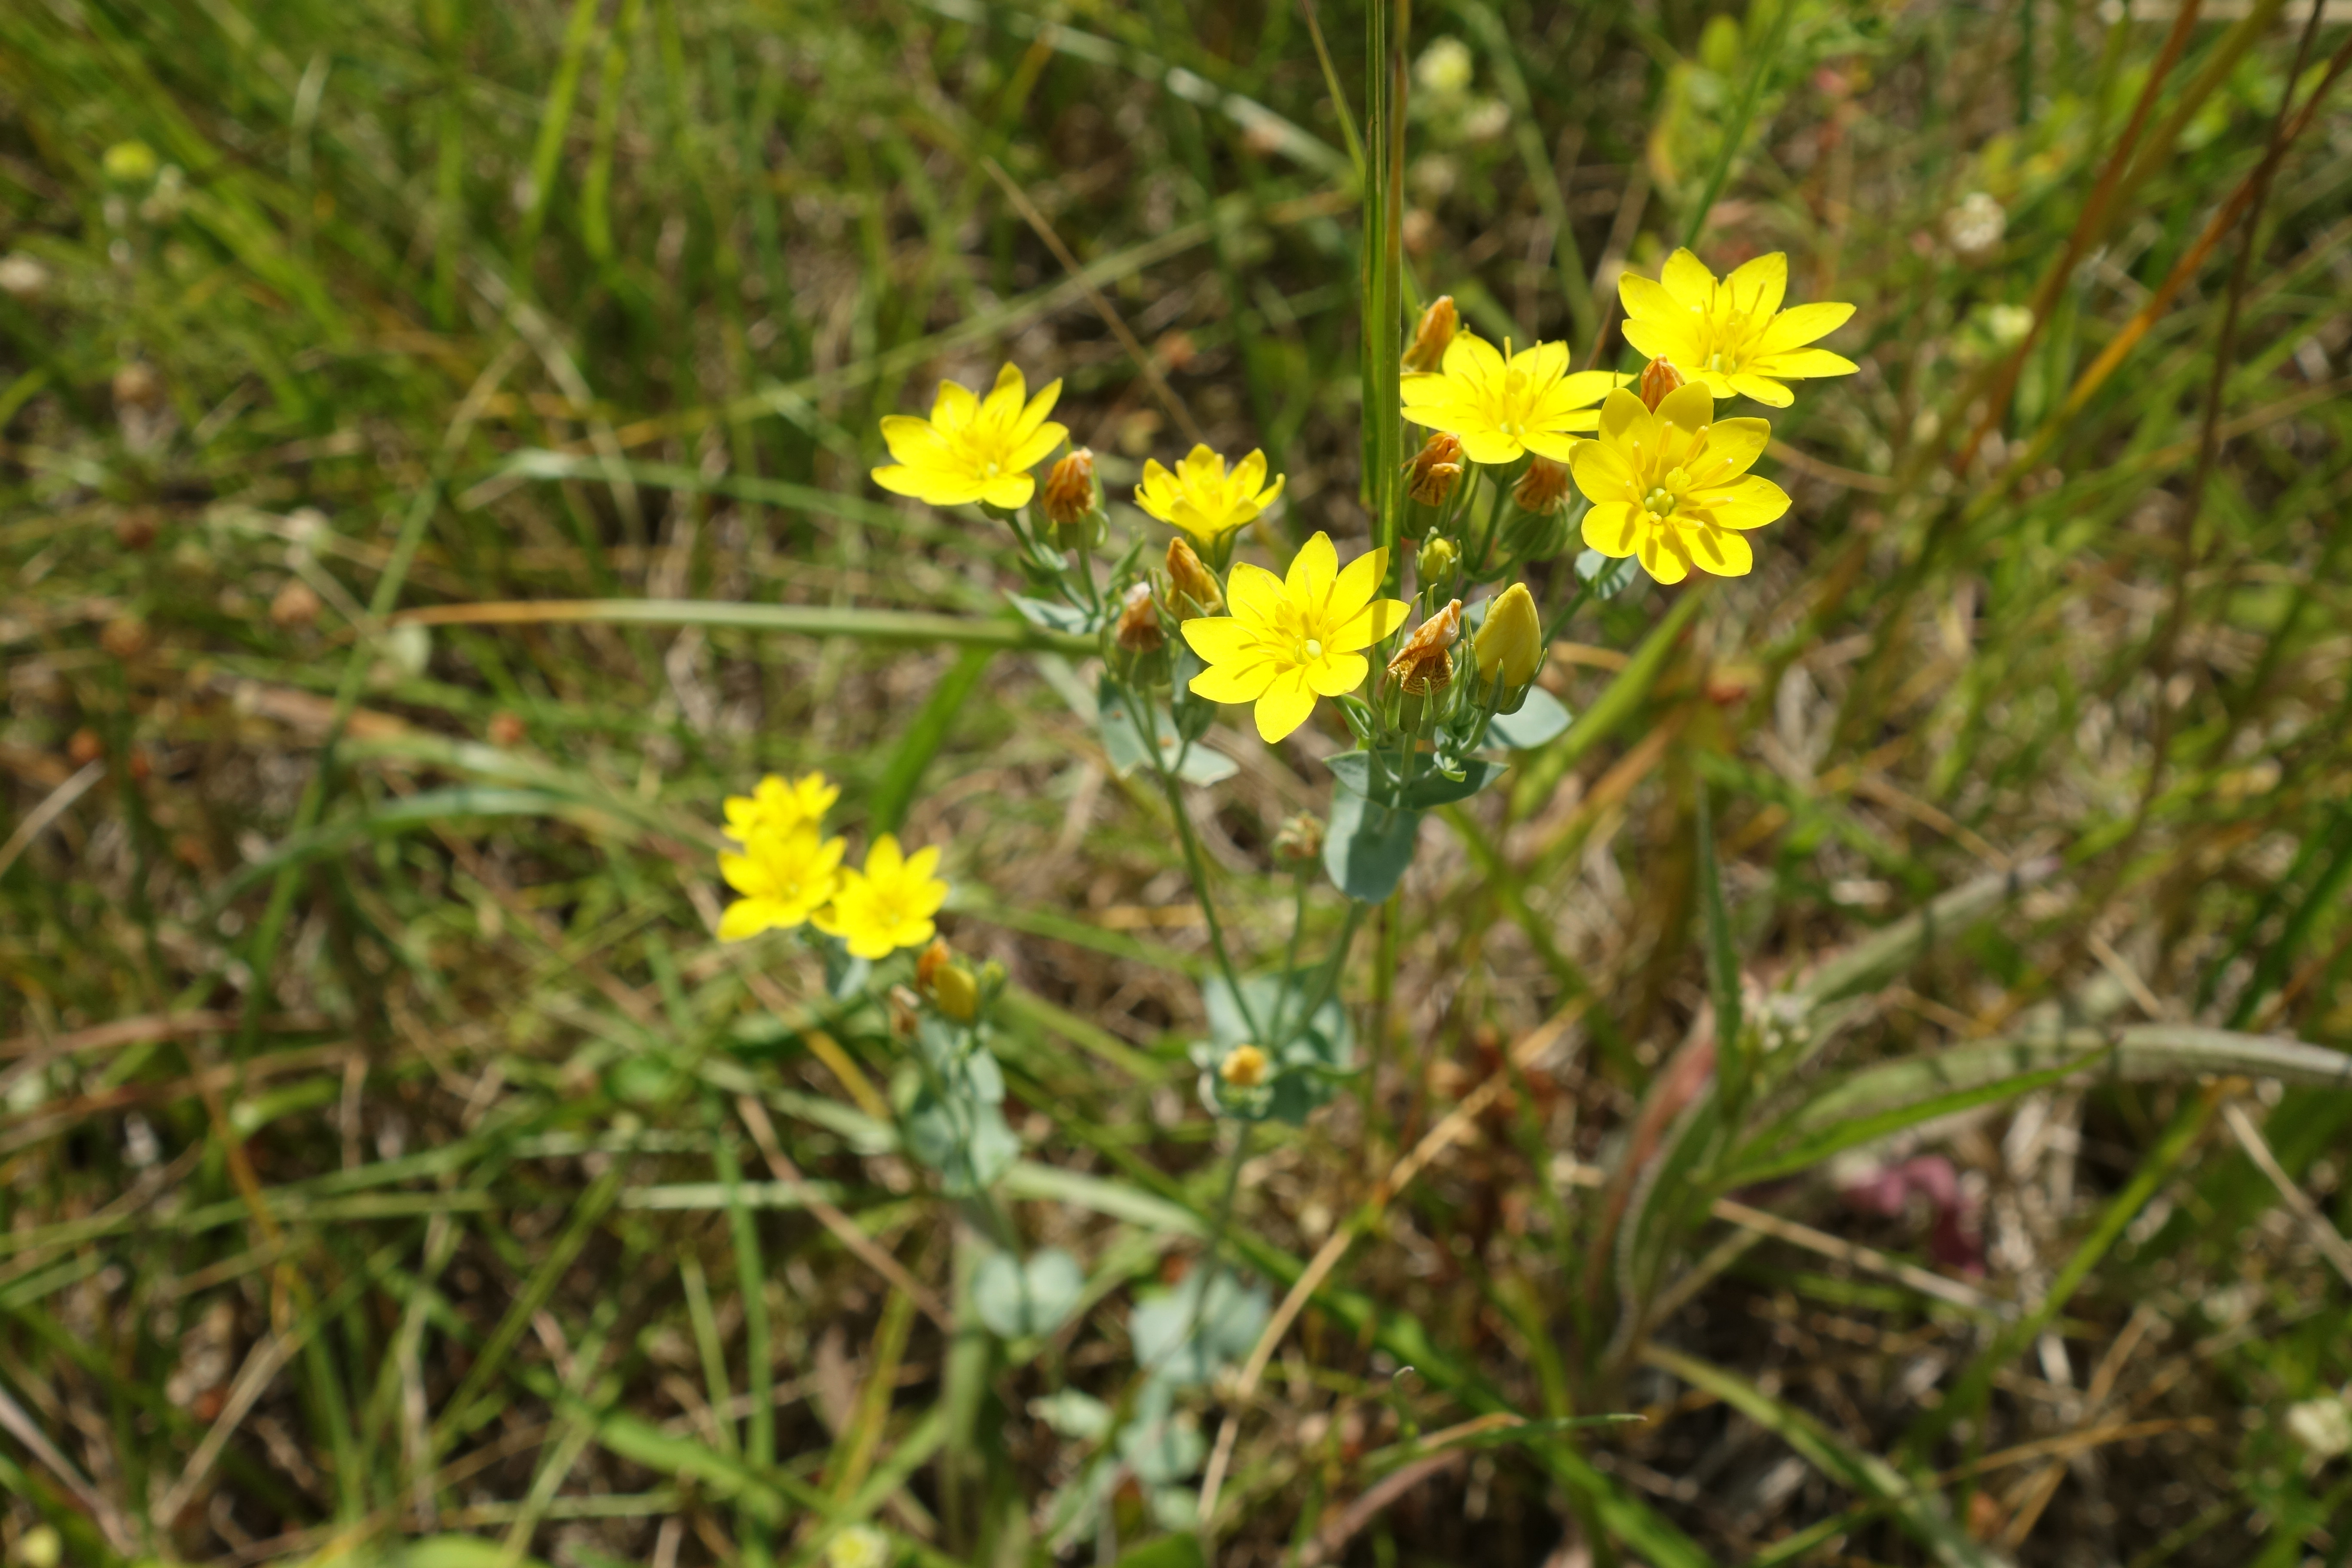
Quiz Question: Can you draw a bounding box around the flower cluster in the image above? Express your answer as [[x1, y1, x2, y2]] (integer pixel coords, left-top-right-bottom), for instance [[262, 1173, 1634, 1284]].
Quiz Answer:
[[845, 249, 1851, 800], [716, 771, 949, 960]]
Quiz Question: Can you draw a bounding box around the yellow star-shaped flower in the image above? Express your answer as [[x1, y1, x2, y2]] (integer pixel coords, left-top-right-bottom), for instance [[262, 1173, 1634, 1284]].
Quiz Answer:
[[1402, 335, 1625, 464], [1618, 251, 1856, 408], [1179, 531, 1410, 743], [1134, 445, 1286, 547], [872, 364, 1066, 509], [718, 825, 847, 941], [722, 771, 839, 842], [815, 835, 950, 960], [1568, 384, 1789, 585]]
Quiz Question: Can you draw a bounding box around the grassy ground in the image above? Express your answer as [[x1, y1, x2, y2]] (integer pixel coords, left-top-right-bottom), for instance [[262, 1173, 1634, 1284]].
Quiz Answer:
[[4, 0, 2352, 1565]]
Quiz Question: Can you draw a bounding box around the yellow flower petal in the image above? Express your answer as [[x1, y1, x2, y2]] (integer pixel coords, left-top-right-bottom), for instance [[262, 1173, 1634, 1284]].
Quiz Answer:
[[1660, 248, 1716, 309], [1697, 475, 1791, 530], [1755, 347, 1859, 379], [1655, 382, 1715, 435], [1226, 561, 1286, 622], [1190, 656, 1278, 704], [1616, 271, 1683, 327], [1756, 301, 1856, 354], [1327, 545, 1388, 623], [1686, 523, 1753, 578], [1306, 651, 1369, 697], [1727, 373, 1795, 408], [1639, 527, 1692, 584], [1582, 503, 1640, 556], [1328, 596, 1409, 653], [1286, 531, 1339, 608], [1724, 251, 1787, 318], [1253, 669, 1317, 742]]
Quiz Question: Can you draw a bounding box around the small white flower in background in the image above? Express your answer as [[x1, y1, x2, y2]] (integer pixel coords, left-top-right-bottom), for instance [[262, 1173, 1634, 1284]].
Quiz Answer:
[[1945, 191, 2005, 257], [2285, 1394, 2352, 1466], [1415, 37, 1475, 97], [827, 1524, 892, 1568], [0, 252, 49, 298], [1985, 303, 2035, 348], [1458, 98, 1511, 142]]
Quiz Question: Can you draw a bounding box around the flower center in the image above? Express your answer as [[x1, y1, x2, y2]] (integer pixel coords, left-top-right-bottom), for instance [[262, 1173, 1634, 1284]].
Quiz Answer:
[[1304, 638, 1323, 659], [1643, 487, 1678, 518]]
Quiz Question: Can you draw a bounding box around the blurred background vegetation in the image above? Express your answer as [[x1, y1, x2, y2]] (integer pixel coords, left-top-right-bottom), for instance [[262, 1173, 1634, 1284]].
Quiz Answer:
[[3, 0, 2352, 1565]]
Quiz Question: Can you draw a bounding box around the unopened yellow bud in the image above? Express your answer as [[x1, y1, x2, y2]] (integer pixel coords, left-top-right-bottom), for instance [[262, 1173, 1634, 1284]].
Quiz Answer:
[[1042, 449, 1099, 527], [916, 938, 980, 1023], [1475, 583, 1544, 687], [1386, 598, 1461, 695], [1164, 537, 1225, 618], [1638, 357, 1686, 412], [1219, 1044, 1268, 1088], [1513, 457, 1573, 515], [1403, 432, 1464, 505], [1115, 581, 1164, 653], [1418, 536, 1460, 596], [1403, 295, 1459, 372]]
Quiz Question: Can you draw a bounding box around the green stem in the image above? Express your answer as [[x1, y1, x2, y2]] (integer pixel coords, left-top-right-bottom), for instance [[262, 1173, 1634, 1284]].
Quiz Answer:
[[1177, 1119, 1255, 1407], [1118, 680, 1261, 1039]]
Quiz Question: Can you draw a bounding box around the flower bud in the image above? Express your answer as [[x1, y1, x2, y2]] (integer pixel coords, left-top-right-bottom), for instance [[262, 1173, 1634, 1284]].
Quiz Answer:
[[1513, 457, 1573, 516], [1042, 449, 1097, 527], [1638, 356, 1686, 412], [916, 939, 980, 1023], [1475, 583, 1544, 689], [1272, 812, 1326, 866], [1402, 295, 1459, 371], [1115, 581, 1165, 653], [1164, 537, 1225, 619], [1218, 1043, 1268, 1088], [1403, 432, 1464, 506], [271, 579, 322, 629], [1386, 598, 1461, 695], [1418, 536, 1460, 600]]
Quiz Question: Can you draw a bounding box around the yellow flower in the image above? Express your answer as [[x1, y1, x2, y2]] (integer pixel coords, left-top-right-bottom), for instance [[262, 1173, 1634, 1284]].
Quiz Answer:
[[718, 826, 846, 942], [722, 771, 839, 842], [1402, 336, 1624, 464], [816, 834, 949, 960], [1179, 531, 1410, 744], [1617, 250, 1856, 408], [1135, 444, 1285, 546], [1568, 384, 1789, 585], [872, 364, 1066, 509]]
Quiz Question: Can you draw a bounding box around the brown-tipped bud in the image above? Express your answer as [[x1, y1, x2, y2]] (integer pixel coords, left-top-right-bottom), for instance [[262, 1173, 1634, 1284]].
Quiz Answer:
[[100, 616, 149, 659], [916, 938, 980, 1023], [887, 985, 922, 1038], [487, 712, 527, 747], [1403, 432, 1464, 506], [112, 361, 165, 413], [113, 506, 161, 551], [1042, 448, 1098, 528], [270, 580, 322, 629], [1164, 537, 1225, 618], [1513, 457, 1573, 516], [1218, 1044, 1268, 1088], [1638, 356, 1686, 412], [67, 728, 104, 767], [1402, 295, 1459, 372], [1386, 598, 1462, 695], [1115, 582, 1164, 653], [1272, 812, 1325, 866]]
